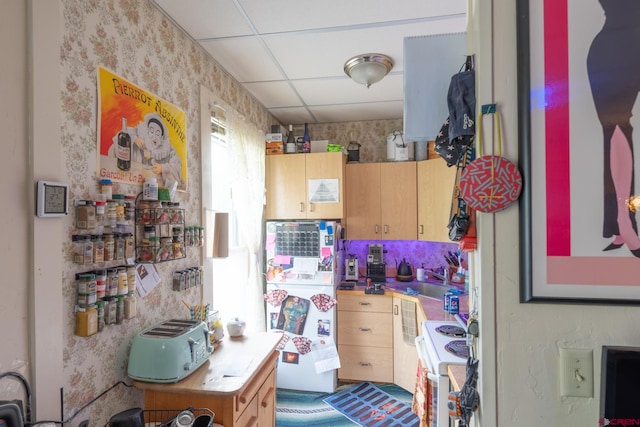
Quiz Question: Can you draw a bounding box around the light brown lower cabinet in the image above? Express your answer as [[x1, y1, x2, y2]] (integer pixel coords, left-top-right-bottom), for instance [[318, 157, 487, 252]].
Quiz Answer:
[[337, 293, 393, 383], [392, 296, 427, 392]]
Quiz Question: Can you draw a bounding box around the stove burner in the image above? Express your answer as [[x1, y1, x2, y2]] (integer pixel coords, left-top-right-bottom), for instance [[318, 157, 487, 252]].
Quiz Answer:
[[435, 325, 466, 338], [444, 340, 469, 359]]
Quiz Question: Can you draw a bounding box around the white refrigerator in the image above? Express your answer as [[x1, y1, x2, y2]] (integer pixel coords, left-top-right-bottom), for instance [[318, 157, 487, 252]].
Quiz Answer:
[[264, 220, 343, 392]]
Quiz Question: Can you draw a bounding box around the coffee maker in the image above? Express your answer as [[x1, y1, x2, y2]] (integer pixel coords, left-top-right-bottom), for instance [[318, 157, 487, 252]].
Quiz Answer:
[[366, 244, 386, 284], [345, 254, 358, 281]]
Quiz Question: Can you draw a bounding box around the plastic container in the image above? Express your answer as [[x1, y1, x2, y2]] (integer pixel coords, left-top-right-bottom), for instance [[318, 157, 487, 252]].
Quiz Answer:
[[143, 177, 158, 201]]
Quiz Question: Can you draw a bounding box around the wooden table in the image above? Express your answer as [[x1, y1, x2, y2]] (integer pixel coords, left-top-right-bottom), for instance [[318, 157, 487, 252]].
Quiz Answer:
[[132, 332, 281, 427]]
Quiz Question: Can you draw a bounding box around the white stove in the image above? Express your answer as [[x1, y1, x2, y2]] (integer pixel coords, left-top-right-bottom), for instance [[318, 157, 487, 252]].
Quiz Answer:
[[416, 320, 469, 427], [421, 320, 468, 374]]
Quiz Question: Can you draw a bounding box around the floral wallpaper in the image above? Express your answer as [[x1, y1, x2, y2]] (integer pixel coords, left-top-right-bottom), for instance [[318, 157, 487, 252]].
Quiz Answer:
[[59, 0, 275, 425], [58, 1, 448, 425]]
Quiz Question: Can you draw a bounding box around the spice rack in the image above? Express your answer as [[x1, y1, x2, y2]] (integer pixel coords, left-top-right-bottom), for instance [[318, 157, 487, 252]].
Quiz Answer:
[[135, 200, 186, 263]]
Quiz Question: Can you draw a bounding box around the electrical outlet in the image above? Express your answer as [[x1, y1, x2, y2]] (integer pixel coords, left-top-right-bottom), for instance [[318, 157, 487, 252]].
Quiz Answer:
[[559, 347, 594, 397]]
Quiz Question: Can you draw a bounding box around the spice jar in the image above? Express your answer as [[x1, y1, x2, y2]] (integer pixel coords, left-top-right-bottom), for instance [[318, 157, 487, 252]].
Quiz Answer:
[[124, 291, 137, 319], [124, 195, 136, 221], [95, 200, 106, 226], [114, 233, 124, 260], [126, 266, 136, 290], [96, 300, 105, 332], [106, 268, 118, 298], [76, 201, 96, 229], [103, 233, 115, 261], [95, 269, 107, 299], [100, 179, 113, 200], [124, 232, 135, 259], [92, 234, 104, 263], [117, 267, 128, 296], [115, 295, 125, 324], [76, 306, 98, 337], [106, 201, 117, 228]]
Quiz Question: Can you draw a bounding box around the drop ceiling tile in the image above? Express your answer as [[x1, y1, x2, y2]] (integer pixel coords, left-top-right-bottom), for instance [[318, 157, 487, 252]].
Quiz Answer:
[[292, 74, 403, 106], [267, 107, 316, 125], [153, 0, 253, 39], [243, 81, 302, 108], [199, 38, 284, 82], [309, 101, 404, 123], [238, 0, 467, 34], [264, 18, 467, 80]]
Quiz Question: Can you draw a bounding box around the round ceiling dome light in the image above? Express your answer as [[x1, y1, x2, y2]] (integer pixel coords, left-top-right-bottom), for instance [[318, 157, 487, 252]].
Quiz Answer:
[[344, 53, 394, 88]]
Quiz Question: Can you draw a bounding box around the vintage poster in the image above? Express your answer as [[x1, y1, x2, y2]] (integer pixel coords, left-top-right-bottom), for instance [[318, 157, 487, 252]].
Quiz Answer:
[[97, 66, 187, 191]]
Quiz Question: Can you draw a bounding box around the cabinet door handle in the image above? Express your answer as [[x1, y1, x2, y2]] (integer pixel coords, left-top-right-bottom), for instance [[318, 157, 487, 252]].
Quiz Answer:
[[299, 202, 304, 212], [358, 302, 371, 306], [261, 386, 275, 408], [358, 327, 371, 332], [394, 305, 398, 315], [239, 395, 248, 404], [308, 202, 313, 212], [375, 224, 379, 234], [419, 224, 424, 235], [384, 224, 389, 234], [358, 362, 372, 367]]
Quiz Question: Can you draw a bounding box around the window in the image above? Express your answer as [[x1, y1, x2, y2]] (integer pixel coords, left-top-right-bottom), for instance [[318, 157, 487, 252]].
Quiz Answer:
[[200, 86, 266, 333]]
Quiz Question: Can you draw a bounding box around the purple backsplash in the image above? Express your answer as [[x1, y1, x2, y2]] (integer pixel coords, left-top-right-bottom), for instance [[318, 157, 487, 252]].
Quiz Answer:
[[342, 239, 463, 278]]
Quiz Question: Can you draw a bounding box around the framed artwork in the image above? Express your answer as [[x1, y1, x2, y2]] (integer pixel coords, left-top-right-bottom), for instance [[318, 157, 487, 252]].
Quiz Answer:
[[518, 0, 640, 303]]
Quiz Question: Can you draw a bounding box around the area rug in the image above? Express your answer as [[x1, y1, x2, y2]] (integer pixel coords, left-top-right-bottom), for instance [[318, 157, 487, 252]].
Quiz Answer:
[[324, 382, 419, 427], [276, 383, 417, 427]]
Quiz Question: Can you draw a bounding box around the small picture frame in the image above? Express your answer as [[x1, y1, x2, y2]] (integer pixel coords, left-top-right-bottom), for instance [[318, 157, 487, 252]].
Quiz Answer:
[[36, 180, 69, 217]]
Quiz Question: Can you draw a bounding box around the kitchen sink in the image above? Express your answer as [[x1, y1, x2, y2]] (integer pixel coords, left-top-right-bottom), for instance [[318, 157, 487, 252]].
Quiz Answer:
[[387, 281, 462, 299]]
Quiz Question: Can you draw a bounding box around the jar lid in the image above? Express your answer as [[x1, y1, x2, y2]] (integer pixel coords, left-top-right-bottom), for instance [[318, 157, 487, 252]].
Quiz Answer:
[[100, 179, 112, 184], [112, 194, 125, 200]]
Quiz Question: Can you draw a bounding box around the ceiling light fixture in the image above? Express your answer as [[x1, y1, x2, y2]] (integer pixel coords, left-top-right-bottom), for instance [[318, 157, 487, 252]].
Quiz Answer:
[[344, 53, 394, 88]]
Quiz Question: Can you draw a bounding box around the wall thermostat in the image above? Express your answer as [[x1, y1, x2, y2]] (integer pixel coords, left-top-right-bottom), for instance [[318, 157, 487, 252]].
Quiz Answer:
[[36, 180, 69, 217]]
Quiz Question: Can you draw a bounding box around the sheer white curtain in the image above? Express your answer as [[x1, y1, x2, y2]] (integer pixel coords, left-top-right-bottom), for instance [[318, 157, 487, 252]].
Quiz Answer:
[[226, 109, 266, 332], [200, 85, 266, 332]]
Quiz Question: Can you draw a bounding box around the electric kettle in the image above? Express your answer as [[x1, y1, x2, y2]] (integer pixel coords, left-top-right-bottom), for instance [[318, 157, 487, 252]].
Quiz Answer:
[[396, 258, 413, 282]]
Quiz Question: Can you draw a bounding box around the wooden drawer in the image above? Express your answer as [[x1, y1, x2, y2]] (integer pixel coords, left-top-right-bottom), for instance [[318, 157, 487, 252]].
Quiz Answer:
[[338, 345, 394, 383], [337, 311, 392, 347], [338, 294, 392, 313], [235, 393, 258, 427]]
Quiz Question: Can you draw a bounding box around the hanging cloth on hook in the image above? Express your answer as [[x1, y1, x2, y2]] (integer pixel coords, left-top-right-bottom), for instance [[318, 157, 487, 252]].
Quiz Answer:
[[447, 56, 476, 142]]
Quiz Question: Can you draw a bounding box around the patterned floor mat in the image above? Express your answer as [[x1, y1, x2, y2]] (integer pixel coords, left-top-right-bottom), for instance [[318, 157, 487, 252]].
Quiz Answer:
[[323, 382, 419, 427]]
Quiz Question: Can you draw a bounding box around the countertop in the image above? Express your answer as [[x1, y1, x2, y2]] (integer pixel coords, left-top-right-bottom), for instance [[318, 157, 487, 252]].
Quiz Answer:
[[131, 331, 281, 396], [337, 281, 468, 389]]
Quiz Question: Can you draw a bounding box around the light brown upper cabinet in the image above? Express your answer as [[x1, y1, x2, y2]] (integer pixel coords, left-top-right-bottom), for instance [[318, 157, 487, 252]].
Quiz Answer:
[[345, 162, 417, 240], [265, 152, 346, 220], [416, 158, 457, 242]]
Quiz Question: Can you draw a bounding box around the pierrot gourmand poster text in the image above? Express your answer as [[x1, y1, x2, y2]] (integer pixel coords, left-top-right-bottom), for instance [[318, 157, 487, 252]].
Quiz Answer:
[[97, 66, 187, 191]]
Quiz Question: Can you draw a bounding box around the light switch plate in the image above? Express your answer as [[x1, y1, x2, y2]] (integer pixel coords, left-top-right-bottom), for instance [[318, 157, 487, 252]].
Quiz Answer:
[[559, 347, 594, 397]]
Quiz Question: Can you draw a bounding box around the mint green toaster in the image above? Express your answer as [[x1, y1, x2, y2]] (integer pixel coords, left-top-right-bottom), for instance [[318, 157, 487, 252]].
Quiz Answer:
[[127, 319, 213, 383]]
